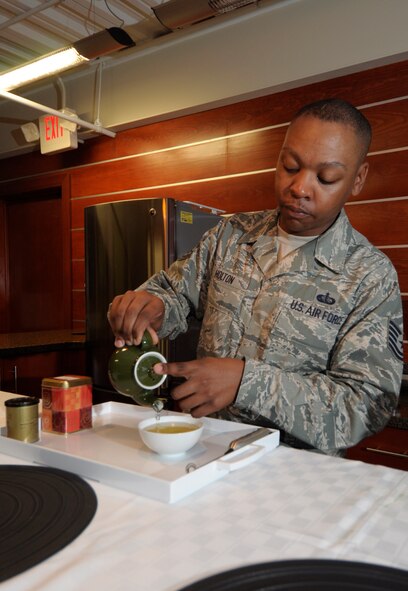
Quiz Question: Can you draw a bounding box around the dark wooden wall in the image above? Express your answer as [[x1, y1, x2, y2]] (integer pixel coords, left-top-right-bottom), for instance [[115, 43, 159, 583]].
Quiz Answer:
[[0, 60, 407, 359]]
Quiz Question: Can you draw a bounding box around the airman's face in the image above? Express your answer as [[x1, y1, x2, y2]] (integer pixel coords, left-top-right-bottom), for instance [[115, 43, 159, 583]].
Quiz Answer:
[[274, 116, 369, 236]]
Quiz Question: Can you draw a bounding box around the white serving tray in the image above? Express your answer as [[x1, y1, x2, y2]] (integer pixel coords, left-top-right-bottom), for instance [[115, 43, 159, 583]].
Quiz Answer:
[[0, 401, 279, 503]]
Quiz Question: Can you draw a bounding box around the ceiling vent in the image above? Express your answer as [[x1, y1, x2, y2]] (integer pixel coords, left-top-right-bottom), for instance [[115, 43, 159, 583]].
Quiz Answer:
[[153, 0, 258, 31]]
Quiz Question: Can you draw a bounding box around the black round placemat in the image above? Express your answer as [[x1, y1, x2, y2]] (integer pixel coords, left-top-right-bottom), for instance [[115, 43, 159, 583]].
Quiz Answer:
[[179, 559, 408, 590], [0, 465, 97, 583]]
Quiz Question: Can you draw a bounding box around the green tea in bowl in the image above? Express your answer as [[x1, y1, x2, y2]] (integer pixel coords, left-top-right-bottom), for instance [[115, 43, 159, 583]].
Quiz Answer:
[[138, 415, 203, 456]]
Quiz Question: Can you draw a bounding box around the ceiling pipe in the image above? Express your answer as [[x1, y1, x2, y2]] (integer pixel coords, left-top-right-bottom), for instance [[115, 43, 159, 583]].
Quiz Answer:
[[0, 89, 116, 138]]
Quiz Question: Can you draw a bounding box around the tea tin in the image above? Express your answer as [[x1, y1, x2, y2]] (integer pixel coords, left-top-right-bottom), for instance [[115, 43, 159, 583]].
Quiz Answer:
[[5, 397, 40, 442], [41, 374, 92, 434]]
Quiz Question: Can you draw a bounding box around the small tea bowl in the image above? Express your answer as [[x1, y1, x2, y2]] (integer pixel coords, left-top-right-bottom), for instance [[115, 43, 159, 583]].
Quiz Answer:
[[138, 415, 203, 456]]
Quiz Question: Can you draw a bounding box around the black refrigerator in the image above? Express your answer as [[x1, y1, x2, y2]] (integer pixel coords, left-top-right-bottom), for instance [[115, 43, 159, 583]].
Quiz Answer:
[[85, 198, 222, 403]]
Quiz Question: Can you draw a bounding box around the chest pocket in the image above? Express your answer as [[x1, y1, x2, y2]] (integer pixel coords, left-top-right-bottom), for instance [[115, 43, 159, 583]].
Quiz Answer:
[[264, 282, 351, 369], [199, 271, 256, 357]]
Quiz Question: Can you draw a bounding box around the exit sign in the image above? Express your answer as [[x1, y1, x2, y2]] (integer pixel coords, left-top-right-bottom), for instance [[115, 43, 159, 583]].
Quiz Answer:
[[39, 114, 78, 154]]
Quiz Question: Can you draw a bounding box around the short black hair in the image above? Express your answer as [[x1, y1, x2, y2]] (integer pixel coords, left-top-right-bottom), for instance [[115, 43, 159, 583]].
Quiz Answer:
[[292, 98, 372, 160]]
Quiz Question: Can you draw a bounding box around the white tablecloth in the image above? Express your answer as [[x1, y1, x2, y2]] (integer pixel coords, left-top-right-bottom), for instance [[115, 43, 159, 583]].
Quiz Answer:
[[1, 391, 407, 590]]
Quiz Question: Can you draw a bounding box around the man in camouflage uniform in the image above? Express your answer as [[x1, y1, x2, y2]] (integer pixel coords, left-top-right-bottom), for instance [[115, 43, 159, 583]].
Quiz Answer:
[[109, 99, 403, 455]]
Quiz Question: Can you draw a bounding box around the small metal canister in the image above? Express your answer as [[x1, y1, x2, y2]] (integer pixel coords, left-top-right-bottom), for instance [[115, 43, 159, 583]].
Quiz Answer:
[[5, 397, 40, 442]]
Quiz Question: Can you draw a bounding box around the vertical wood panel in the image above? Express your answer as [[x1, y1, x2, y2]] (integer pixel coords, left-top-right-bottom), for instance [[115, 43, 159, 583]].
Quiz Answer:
[[0, 201, 7, 333], [0, 174, 72, 332], [7, 192, 64, 331], [72, 259, 85, 290], [72, 290, 85, 324], [71, 229, 84, 260]]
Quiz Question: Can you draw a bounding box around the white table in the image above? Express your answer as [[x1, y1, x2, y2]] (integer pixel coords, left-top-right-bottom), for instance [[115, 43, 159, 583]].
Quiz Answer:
[[1, 391, 407, 590]]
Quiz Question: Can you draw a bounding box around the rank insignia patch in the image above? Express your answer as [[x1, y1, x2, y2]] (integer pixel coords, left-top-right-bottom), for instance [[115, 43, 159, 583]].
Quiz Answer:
[[388, 319, 403, 361]]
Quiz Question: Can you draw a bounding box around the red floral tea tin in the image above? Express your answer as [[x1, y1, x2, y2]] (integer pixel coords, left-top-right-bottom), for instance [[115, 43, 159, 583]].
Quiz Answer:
[[41, 375, 92, 434]]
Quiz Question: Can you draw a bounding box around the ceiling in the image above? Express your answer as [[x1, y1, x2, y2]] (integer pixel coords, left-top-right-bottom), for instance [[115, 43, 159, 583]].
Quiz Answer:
[[0, 0, 281, 160], [0, 1, 279, 78], [0, 0, 171, 73]]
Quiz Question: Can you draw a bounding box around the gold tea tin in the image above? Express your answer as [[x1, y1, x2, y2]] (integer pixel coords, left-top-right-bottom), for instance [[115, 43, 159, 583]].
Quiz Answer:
[[5, 397, 40, 443]]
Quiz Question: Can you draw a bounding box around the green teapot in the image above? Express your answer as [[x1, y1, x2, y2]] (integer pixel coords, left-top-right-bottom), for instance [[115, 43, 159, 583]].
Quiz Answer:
[[108, 331, 167, 406]]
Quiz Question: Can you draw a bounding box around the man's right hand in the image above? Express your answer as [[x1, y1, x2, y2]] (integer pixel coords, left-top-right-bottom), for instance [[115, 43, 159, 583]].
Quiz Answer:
[[107, 290, 165, 348]]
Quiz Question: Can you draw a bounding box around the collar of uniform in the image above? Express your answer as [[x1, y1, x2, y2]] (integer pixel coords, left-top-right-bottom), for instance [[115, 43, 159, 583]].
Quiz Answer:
[[235, 208, 351, 275], [236, 209, 280, 245], [233, 210, 279, 276], [313, 209, 351, 273]]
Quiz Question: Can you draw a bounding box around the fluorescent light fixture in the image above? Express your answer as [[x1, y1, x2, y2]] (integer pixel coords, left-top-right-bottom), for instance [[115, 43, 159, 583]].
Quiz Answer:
[[0, 47, 87, 92], [0, 27, 134, 92]]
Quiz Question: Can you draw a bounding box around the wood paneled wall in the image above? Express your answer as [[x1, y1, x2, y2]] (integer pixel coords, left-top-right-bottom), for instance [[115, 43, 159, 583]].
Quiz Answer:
[[0, 60, 407, 359]]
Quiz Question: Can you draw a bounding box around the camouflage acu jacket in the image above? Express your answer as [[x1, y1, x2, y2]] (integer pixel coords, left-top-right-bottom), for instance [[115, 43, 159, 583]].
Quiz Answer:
[[141, 209, 404, 455]]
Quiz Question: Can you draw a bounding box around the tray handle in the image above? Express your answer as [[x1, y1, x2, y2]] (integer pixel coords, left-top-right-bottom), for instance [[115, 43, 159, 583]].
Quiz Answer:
[[215, 444, 267, 472]]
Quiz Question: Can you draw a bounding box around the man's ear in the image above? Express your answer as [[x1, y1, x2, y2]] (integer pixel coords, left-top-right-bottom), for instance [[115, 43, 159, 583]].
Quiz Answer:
[[351, 161, 369, 196]]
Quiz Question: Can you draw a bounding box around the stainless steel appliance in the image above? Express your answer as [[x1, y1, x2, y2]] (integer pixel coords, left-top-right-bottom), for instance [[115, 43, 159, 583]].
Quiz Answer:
[[85, 198, 222, 403]]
